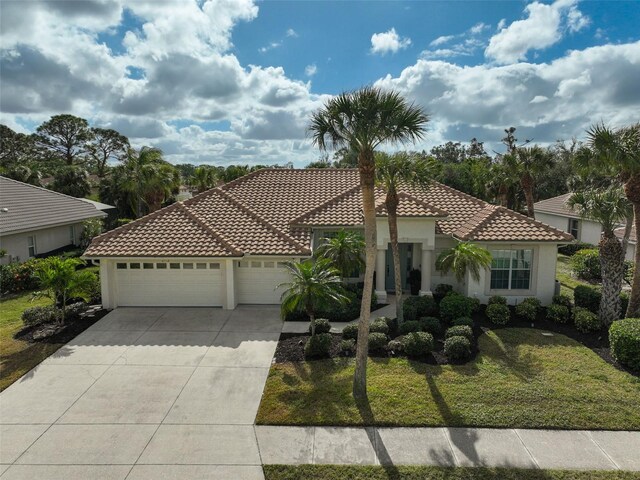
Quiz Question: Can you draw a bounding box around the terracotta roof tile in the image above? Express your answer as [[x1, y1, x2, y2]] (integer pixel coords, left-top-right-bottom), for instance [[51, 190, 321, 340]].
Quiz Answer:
[[375, 192, 448, 218]]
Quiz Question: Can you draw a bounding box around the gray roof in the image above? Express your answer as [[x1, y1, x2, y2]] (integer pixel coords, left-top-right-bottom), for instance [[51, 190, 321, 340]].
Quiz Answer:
[[534, 193, 575, 217], [78, 198, 115, 211], [0, 176, 107, 235]]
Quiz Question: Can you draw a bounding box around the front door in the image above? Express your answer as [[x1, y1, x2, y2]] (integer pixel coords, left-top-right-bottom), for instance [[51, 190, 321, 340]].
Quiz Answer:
[[385, 243, 413, 292]]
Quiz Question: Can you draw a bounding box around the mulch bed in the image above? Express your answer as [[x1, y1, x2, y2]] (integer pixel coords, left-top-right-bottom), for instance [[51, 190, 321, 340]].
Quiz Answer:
[[14, 306, 110, 345]]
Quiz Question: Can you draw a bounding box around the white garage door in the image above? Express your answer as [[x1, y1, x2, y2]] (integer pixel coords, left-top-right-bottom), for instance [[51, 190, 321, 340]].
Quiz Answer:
[[236, 259, 291, 304], [115, 261, 224, 307]]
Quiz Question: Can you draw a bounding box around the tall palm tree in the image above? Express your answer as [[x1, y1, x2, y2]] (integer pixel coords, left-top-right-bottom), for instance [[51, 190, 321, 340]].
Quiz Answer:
[[279, 259, 348, 335], [192, 166, 218, 193], [582, 123, 640, 316], [376, 151, 437, 322], [436, 241, 492, 284], [314, 230, 365, 279], [503, 145, 554, 218], [309, 86, 428, 399], [569, 187, 631, 324]]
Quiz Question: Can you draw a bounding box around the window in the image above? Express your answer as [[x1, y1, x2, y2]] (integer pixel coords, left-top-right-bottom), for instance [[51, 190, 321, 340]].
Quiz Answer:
[[238, 261, 249, 268], [169, 263, 181, 269], [27, 236, 37, 257], [568, 218, 579, 239], [490, 249, 532, 290], [156, 263, 167, 269], [277, 262, 287, 268], [209, 263, 221, 269], [196, 263, 207, 269], [129, 263, 141, 269], [183, 263, 194, 269], [116, 263, 127, 269], [143, 263, 154, 269], [69, 225, 76, 245], [264, 261, 274, 268], [251, 261, 261, 268]]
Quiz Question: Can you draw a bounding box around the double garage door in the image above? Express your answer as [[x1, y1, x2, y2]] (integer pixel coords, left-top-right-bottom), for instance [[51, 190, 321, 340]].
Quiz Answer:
[[115, 261, 224, 307]]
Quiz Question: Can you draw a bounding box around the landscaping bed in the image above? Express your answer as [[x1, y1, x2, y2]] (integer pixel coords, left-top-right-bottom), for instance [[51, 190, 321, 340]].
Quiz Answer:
[[14, 306, 109, 344]]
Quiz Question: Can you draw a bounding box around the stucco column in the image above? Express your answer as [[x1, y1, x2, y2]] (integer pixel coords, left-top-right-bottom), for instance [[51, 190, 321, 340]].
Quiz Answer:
[[420, 248, 433, 296], [100, 259, 114, 309], [375, 247, 387, 303], [224, 258, 236, 310]]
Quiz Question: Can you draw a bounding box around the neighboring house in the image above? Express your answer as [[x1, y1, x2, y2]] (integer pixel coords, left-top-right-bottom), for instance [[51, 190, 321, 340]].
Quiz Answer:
[[534, 193, 635, 260], [85, 169, 572, 309], [615, 225, 637, 262], [0, 176, 108, 263]]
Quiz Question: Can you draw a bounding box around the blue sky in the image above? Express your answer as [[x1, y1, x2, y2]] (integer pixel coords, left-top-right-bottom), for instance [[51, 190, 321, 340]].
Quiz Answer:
[[1, 0, 639, 166]]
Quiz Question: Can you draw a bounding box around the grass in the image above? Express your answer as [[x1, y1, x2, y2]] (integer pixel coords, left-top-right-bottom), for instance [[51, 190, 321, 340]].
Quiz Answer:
[[256, 328, 640, 430], [556, 253, 591, 297], [263, 465, 640, 480], [0, 291, 61, 391]]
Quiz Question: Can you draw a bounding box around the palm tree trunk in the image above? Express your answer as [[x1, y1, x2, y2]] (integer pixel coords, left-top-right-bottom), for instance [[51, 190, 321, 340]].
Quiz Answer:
[[625, 176, 640, 317], [521, 174, 535, 218], [386, 192, 403, 323], [599, 235, 624, 325], [353, 151, 376, 400]]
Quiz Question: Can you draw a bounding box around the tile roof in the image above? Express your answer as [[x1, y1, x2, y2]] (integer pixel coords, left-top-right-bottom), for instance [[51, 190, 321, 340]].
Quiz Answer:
[[614, 224, 636, 245], [86, 168, 573, 257], [0, 176, 106, 235], [533, 193, 575, 217]]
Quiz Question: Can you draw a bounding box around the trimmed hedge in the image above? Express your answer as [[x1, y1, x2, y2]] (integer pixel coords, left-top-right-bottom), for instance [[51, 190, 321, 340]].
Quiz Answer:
[[369, 319, 389, 335], [515, 298, 541, 322], [433, 283, 453, 299], [546, 303, 570, 324], [304, 333, 332, 358], [488, 295, 507, 306], [552, 294, 573, 310], [398, 320, 422, 335], [452, 317, 474, 327], [609, 318, 640, 370], [444, 335, 472, 361], [558, 241, 594, 256], [571, 249, 601, 281], [574, 307, 601, 333], [368, 332, 388, 352], [419, 317, 442, 335], [445, 325, 473, 342], [339, 339, 356, 355], [342, 324, 359, 340], [387, 339, 403, 354], [574, 285, 601, 314], [439, 293, 474, 322], [402, 331, 434, 357], [22, 305, 63, 327], [486, 303, 510, 325], [309, 318, 331, 335]]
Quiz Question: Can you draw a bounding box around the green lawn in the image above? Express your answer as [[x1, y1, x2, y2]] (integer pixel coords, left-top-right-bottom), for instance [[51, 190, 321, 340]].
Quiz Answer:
[[256, 328, 640, 430], [263, 465, 640, 480], [0, 291, 61, 391], [556, 253, 591, 297]]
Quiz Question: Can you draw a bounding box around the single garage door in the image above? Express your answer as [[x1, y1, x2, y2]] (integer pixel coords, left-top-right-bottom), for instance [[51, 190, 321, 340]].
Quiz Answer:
[[236, 259, 291, 304], [115, 261, 224, 307]]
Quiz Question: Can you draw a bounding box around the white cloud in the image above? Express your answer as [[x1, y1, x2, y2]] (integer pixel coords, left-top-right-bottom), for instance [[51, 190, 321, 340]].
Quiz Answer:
[[259, 42, 281, 53], [286, 28, 298, 37], [370, 28, 411, 55], [423, 23, 489, 60], [430, 35, 454, 47], [305, 64, 317, 77], [530, 95, 549, 104], [470, 22, 490, 35], [485, 0, 591, 64], [497, 18, 506, 31]]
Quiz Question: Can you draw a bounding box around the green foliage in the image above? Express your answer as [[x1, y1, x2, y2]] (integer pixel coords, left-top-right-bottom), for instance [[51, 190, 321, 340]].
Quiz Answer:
[[546, 304, 571, 324], [486, 303, 511, 325], [574, 307, 601, 333], [50, 166, 91, 198], [402, 331, 434, 357], [444, 335, 472, 361], [378, 316, 398, 336], [386, 339, 403, 354], [436, 241, 492, 283], [488, 295, 507, 306], [452, 317, 474, 327], [404, 295, 438, 319], [419, 317, 442, 335], [403, 302, 418, 321], [80, 219, 104, 249], [433, 284, 453, 299], [314, 230, 365, 278], [304, 333, 332, 359], [558, 242, 595, 256], [369, 319, 389, 335], [398, 320, 421, 335], [620, 292, 629, 318], [21, 305, 62, 327], [552, 294, 573, 310], [445, 325, 474, 342], [574, 285, 601, 314], [342, 324, 359, 340], [0, 258, 43, 293], [308, 318, 331, 335], [515, 298, 541, 322], [339, 339, 356, 356], [439, 293, 474, 322], [571, 249, 601, 281], [609, 318, 640, 370], [368, 332, 388, 352]]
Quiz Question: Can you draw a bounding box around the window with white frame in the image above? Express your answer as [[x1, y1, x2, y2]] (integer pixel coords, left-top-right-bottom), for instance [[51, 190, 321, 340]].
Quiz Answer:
[[490, 249, 533, 290], [27, 236, 37, 257], [568, 218, 579, 239], [69, 225, 76, 245]]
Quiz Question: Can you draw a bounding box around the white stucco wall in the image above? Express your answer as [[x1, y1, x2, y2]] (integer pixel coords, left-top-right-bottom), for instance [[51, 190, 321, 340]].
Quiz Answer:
[[0, 222, 84, 263], [536, 212, 601, 245], [376, 217, 437, 250], [626, 243, 636, 262]]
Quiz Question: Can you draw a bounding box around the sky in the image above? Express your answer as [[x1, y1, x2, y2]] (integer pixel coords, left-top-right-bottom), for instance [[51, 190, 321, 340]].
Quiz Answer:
[[1, 0, 639, 167]]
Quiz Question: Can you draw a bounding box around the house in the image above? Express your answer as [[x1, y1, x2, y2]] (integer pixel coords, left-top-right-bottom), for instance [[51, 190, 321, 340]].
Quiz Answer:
[[534, 193, 636, 261], [615, 225, 637, 262], [0, 176, 108, 263], [85, 169, 572, 309]]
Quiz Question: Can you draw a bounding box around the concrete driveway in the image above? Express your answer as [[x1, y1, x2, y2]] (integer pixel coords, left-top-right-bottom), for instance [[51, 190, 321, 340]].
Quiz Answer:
[[0, 306, 282, 480]]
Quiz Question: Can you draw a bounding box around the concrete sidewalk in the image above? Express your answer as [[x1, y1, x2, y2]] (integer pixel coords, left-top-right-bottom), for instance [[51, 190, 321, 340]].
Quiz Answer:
[[255, 425, 640, 471]]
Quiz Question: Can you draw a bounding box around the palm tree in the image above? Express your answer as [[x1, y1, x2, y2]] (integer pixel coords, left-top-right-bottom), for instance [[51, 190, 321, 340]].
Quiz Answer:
[[569, 187, 632, 324], [33, 257, 97, 324], [436, 241, 492, 284], [314, 230, 365, 280], [376, 151, 437, 322], [503, 145, 554, 218], [192, 166, 218, 193], [309, 86, 428, 399], [279, 259, 348, 335], [582, 123, 640, 316]]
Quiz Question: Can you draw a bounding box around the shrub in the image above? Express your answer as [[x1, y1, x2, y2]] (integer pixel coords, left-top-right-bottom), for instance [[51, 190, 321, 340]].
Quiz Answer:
[[370, 319, 389, 335], [546, 304, 570, 324], [399, 320, 422, 335], [414, 295, 438, 316], [574, 285, 601, 314], [439, 293, 474, 322], [339, 339, 356, 355], [552, 294, 573, 310], [470, 297, 481, 313], [609, 318, 640, 370], [378, 316, 398, 336], [488, 295, 507, 306], [0, 258, 43, 294], [22, 305, 63, 327], [574, 307, 601, 333], [571, 249, 601, 281], [65, 302, 88, 321], [452, 317, 474, 328], [387, 339, 403, 354], [620, 292, 629, 319], [308, 318, 331, 335], [444, 335, 471, 361], [434, 283, 453, 299], [402, 331, 434, 357], [403, 302, 419, 322], [342, 323, 359, 340], [558, 241, 594, 256], [486, 303, 510, 325], [420, 316, 442, 335], [515, 298, 541, 322], [304, 333, 332, 358], [368, 332, 388, 352], [445, 325, 474, 342]]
